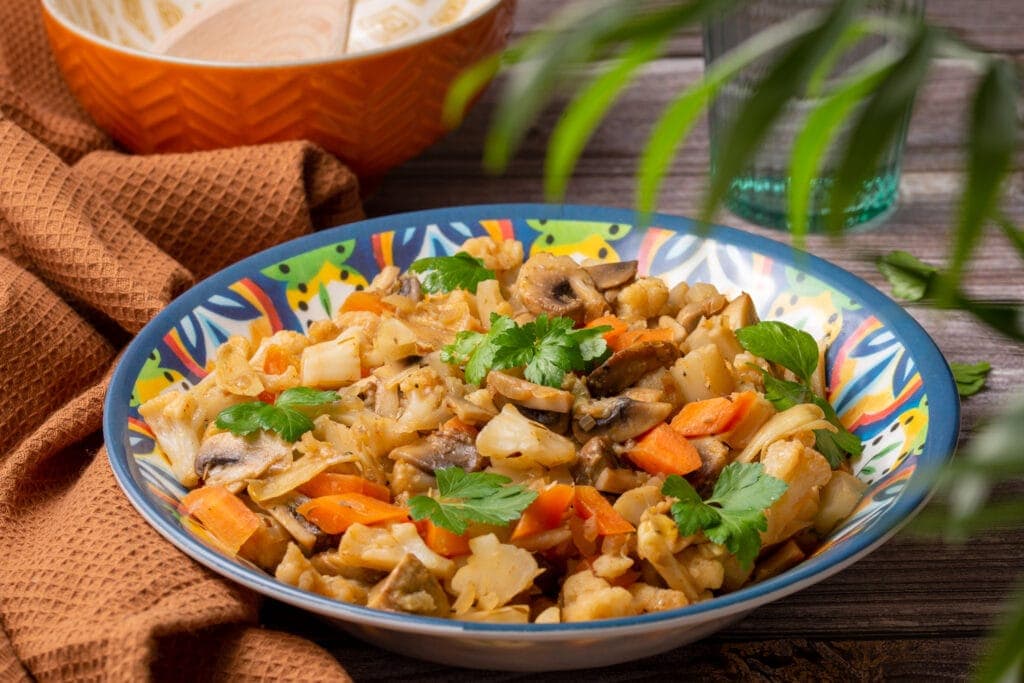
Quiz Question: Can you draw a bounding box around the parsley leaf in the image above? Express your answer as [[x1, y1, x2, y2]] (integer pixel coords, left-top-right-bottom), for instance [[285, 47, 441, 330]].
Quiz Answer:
[[736, 321, 820, 385], [758, 370, 862, 466], [214, 387, 338, 442], [951, 360, 992, 397], [663, 463, 788, 569], [441, 313, 611, 388], [407, 467, 538, 535], [408, 252, 496, 294], [876, 250, 937, 301]]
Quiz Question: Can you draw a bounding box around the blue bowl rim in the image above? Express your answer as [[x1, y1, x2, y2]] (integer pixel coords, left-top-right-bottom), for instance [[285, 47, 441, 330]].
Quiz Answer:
[[104, 203, 960, 637]]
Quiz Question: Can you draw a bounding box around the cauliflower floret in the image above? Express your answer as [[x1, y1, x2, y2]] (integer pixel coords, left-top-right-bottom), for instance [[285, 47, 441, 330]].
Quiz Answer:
[[139, 374, 243, 487], [615, 277, 670, 322], [560, 569, 635, 622], [534, 606, 561, 624], [460, 606, 531, 623], [591, 553, 634, 581], [275, 543, 367, 604], [475, 404, 576, 470], [214, 336, 264, 396], [761, 439, 832, 546], [460, 236, 524, 273], [628, 582, 689, 613], [450, 534, 542, 614], [338, 523, 455, 579], [475, 279, 514, 327], [637, 511, 719, 602]]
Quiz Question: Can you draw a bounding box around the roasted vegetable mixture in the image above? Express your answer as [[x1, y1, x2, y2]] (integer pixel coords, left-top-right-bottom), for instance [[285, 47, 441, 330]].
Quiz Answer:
[[141, 236, 867, 623]]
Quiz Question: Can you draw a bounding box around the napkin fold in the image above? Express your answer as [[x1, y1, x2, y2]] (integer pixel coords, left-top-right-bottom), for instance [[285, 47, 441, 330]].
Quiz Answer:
[[0, 1, 363, 679]]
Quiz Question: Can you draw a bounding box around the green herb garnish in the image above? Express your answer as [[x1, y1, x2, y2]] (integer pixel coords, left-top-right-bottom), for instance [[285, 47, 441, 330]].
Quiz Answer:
[[951, 361, 992, 397], [441, 313, 611, 387], [662, 463, 788, 569], [876, 250, 938, 301], [738, 320, 861, 466], [408, 467, 538, 535], [214, 386, 338, 442], [408, 251, 496, 294]]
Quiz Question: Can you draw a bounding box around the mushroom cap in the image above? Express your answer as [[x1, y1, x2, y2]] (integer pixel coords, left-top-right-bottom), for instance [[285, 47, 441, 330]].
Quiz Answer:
[[572, 396, 673, 443], [512, 252, 607, 326], [583, 260, 638, 291], [587, 341, 681, 398], [194, 431, 292, 492], [389, 430, 484, 473]]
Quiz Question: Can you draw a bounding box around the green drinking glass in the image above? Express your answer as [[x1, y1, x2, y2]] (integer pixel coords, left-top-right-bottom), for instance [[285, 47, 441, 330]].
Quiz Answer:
[[704, 0, 926, 231]]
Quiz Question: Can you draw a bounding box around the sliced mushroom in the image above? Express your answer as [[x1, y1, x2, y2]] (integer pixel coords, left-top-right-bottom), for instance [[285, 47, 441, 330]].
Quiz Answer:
[[583, 260, 638, 291], [572, 396, 673, 443], [587, 341, 681, 397], [194, 431, 292, 493], [571, 436, 620, 485], [517, 405, 570, 434], [486, 371, 574, 413], [685, 436, 730, 496], [398, 273, 422, 302], [367, 553, 451, 617], [390, 430, 484, 473], [263, 493, 336, 555], [512, 252, 607, 325]]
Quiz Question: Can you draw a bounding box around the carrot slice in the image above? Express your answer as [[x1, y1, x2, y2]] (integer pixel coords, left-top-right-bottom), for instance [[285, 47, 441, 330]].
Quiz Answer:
[[511, 484, 575, 540], [573, 486, 635, 536], [441, 416, 479, 439], [297, 493, 408, 534], [586, 315, 629, 345], [626, 423, 702, 476], [609, 327, 674, 352], [181, 485, 262, 554], [340, 291, 393, 315], [262, 344, 290, 375], [670, 391, 758, 437], [297, 472, 391, 502], [416, 519, 471, 558]]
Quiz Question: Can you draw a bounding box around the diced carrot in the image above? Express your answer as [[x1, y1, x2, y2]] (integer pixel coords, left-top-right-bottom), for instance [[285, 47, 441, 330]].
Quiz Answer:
[[262, 344, 290, 375], [296, 493, 408, 534], [511, 484, 575, 540], [670, 391, 758, 437], [181, 485, 262, 554], [626, 423, 702, 476], [441, 416, 478, 439], [257, 390, 277, 405], [415, 519, 471, 558], [340, 291, 393, 315], [586, 315, 629, 345], [573, 486, 635, 536], [609, 327, 674, 352], [297, 472, 391, 502]]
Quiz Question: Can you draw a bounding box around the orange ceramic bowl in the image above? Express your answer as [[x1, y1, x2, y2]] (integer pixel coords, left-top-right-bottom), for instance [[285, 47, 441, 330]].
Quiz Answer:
[[41, 0, 515, 178]]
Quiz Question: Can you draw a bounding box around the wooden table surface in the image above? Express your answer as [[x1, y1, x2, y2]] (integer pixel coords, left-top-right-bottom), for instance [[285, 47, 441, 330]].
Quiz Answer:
[[266, 1, 1024, 679]]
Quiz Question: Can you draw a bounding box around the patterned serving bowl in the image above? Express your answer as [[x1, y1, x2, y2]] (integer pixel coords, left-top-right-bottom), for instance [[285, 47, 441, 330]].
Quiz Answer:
[[41, 0, 514, 178], [104, 204, 959, 670]]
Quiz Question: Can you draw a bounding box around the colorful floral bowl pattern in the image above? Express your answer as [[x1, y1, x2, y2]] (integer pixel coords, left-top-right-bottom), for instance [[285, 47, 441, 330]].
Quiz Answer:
[[104, 204, 959, 670]]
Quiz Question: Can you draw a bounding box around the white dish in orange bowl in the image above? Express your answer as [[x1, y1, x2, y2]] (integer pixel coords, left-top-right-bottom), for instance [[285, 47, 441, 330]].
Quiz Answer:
[[103, 204, 958, 670]]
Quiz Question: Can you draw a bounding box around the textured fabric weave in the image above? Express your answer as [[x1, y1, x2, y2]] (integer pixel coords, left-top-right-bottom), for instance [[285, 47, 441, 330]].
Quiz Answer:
[[0, 1, 363, 679]]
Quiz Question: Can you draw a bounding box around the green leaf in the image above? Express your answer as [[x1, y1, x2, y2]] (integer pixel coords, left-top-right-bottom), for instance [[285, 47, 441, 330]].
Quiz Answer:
[[704, 0, 864, 227], [828, 26, 937, 233], [408, 467, 537, 535], [789, 49, 897, 245], [951, 361, 991, 397], [268, 407, 315, 443], [976, 581, 1024, 683], [638, 9, 823, 215], [995, 211, 1024, 259], [939, 59, 1020, 306], [443, 51, 505, 129], [736, 321, 820, 385], [662, 463, 788, 568], [408, 252, 495, 294], [546, 38, 667, 200], [215, 402, 272, 437], [876, 250, 937, 301], [275, 387, 339, 408]]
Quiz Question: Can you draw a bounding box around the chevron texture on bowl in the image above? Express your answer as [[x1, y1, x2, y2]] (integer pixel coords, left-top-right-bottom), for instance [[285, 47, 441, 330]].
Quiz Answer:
[[41, 0, 514, 177]]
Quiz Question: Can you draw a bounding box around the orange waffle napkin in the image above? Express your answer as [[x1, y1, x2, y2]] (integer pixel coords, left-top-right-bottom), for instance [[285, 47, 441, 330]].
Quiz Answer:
[[0, 0, 363, 679]]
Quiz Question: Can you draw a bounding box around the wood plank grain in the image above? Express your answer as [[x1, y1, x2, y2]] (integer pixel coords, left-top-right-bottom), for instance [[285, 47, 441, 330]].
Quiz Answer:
[[510, 0, 1024, 55]]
